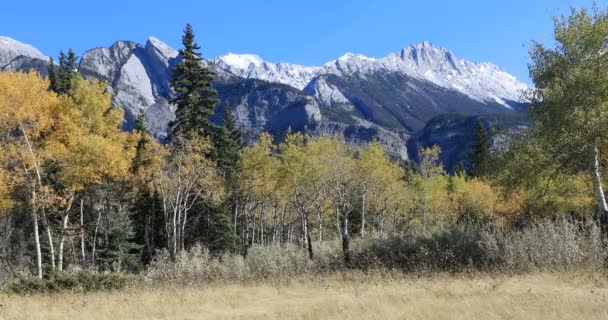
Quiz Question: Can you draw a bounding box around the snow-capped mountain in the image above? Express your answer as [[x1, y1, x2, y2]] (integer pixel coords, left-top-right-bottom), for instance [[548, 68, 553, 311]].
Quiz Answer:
[[216, 41, 528, 108], [212, 53, 321, 90], [0, 36, 47, 67], [0, 35, 531, 161]]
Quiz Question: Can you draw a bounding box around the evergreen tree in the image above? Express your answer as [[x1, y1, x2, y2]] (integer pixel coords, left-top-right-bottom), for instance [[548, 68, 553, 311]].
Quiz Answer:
[[131, 110, 165, 264], [132, 110, 151, 173], [167, 24, 218, 142], [454, 162, 467, 177], [209, 104, 242, 253], [469, 120, 490, 178], [213, 103, 242, 179], [48, 57, 57, 92], [49, 49, 78, 95]]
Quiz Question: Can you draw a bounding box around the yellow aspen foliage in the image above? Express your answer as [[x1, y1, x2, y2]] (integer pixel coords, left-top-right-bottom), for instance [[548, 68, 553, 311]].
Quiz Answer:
[[44, 76, 134, 192], [241, 133, 279, 199], [130, 130, 167, 191], [0, 167, 11, 211], [450, 175, 499, 223], [0, 72, 62, 176]]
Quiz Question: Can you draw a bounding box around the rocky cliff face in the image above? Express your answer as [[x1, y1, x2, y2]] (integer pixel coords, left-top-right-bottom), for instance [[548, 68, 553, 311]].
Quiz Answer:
[[0, 36, 531, 161], [0, 36, 49, 75], [410, 113, 531, 171], [78, 37, 324, 142]]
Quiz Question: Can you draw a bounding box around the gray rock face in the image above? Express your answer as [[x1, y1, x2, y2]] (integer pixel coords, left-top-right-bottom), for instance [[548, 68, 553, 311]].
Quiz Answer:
[[78, 38, 323, 142], [0, 36, 533, 162], [0, 36, 47, 68], [410, 113, 531, 172], [2, 56, 49, 76]]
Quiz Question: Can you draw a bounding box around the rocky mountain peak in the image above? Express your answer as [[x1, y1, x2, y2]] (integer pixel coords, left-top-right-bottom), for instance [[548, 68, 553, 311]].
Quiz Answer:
[[0, 36, 47, 67]]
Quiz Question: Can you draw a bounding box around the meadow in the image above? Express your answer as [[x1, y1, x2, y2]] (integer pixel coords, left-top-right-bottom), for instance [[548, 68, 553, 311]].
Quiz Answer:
[[1, 270, 607, 320]]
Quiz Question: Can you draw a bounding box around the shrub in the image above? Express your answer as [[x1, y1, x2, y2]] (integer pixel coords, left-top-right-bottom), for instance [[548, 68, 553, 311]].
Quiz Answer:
[[497, 219, 606, 271], [4, 271, 129, 294], [145, 220, 607, 285]]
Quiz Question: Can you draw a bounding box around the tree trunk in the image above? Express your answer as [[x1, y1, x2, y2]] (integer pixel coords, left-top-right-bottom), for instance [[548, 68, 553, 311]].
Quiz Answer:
[[592, 144, 608, 227], [58, 212, 70, 272], [317, 206, 323, 242], [42, 209, 56, 271], [32, 188, 43, 279], [361, 193, 366, 238], [340, 210, 350, 265], [20, 126, 43, 278], [80, 199, 86, 265], [243, 211, 249, 259], [91, 207, 102, 268], [303, 212, 313, 259]]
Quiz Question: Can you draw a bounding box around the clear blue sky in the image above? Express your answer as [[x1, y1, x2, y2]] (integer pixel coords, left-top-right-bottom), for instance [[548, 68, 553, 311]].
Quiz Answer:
[[0, 0, 598, 84]]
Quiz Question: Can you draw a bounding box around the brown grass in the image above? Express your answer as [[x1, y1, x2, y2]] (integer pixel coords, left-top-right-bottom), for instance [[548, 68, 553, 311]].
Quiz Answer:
[[1, 270, 607, 320]]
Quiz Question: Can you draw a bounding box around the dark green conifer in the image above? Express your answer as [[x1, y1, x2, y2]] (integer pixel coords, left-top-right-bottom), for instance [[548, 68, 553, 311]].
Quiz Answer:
[[213, 103, 242, 179], [167, 23, 218, 142], [49, 49, 78, 95], [469, 119, 491, 178]]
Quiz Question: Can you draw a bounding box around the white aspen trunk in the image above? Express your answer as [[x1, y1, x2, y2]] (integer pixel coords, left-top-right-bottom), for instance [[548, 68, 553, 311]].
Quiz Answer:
[[91, 207, 102, 268], [32, 187, 42, 279], [58, 211, 70, 272], [20, 125, 43, 279], [317, 207, 323, 242], [172, 207, 178, 257], [80, 199, 86, 265], [593, 144, 608, 220], [42, 210, 56, 271], [361, 192, 366, 238], [336, 205, 342, 241], [252, 211, 256, 246], [57, 197, 74, 272]]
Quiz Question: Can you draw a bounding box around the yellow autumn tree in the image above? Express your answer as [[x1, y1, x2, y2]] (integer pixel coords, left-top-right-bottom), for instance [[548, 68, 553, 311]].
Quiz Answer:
[[158, 133, 224, 257], [38, 76, 136, 271], [0, 71, 63, 278], [240, 133, 281, 253], [0, 167, 11, 211]]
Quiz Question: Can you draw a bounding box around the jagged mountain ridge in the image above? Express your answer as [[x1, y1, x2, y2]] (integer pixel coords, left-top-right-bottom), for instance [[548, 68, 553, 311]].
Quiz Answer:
[[214, 41, 528, 108], [0, 36, 529, 160]]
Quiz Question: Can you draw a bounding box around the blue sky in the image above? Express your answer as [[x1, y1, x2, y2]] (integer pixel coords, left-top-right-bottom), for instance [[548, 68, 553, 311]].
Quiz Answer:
[[0, 0, 597, 84]]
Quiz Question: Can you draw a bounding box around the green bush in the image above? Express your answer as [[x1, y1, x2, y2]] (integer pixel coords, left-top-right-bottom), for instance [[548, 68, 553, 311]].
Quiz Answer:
[[4, 271, 129, 294]]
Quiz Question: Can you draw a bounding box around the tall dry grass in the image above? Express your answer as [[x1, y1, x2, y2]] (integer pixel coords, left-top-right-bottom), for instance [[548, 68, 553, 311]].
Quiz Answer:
[[1, 270, 607, 320]]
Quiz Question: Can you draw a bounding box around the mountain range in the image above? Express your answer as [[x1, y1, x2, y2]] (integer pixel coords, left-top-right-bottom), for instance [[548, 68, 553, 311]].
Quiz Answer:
[[0, 35, 530, 166]]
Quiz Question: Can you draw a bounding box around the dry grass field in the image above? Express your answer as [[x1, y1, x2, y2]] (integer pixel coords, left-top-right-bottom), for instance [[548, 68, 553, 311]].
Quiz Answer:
[[1, 271, 607, 320]]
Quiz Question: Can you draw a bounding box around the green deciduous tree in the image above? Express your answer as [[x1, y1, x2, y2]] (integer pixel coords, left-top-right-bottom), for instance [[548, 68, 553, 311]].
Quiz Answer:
[[528, 6, 608, 225]]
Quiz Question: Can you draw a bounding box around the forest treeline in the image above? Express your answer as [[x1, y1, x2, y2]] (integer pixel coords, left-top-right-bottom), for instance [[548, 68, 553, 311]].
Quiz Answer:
[[1, 7, 608, 285]]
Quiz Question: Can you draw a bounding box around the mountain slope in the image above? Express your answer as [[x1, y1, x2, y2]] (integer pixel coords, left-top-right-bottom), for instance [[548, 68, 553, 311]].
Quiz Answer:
[[0, 36, 530, 161], [212, 53, 321, 90]]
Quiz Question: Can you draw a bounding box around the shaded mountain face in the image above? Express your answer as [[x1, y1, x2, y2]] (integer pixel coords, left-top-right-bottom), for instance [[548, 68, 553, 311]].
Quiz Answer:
[[0, 36, 50, 75], [0, 36, 530, 161], [410, 113, 531, 172]]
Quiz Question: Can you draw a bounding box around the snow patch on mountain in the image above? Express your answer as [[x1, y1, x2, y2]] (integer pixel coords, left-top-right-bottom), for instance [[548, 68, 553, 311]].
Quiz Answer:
[[214, 41, 529, 107], [212, 53, 321, 90], [0, 36, 47, 67], [322, 41, 528, 106]]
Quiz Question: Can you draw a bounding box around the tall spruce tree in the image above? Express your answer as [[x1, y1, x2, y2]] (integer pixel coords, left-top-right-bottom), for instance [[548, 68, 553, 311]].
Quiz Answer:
[[167, 24, 218, 141], [208, 103, 242, 253], [49, 49, 78, 95], [48, 57, 57, 91], [469, 119, 491, 178], [131, 110, 165, 264], [214, 103, 242, 179]]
